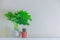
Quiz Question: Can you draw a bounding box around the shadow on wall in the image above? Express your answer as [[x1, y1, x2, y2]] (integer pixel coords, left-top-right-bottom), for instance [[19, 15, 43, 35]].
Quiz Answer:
[[0, 26, 16, 37]]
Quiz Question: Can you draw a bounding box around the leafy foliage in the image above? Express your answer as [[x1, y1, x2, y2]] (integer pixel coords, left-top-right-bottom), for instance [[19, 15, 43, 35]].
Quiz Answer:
[[5, 10, 32, 26]]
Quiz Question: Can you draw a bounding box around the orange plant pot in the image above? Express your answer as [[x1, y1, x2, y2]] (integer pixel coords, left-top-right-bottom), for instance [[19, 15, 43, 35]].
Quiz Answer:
[[21, 32, 27, 38]]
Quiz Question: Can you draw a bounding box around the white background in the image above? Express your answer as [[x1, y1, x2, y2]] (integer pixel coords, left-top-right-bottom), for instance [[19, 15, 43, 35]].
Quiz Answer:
[[0, 0, 60, 38]]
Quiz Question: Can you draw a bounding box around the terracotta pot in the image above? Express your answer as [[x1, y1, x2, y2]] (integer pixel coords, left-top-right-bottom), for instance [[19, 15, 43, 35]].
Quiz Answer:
[[21, 32, 27, 38]]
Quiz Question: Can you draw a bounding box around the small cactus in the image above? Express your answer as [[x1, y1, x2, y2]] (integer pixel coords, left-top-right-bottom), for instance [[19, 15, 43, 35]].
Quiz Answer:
[[22, 28, 26, 32]]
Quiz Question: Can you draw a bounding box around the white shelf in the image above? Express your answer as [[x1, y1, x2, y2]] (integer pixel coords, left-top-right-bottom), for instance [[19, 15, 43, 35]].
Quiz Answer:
[[0, 38, 60, 40]]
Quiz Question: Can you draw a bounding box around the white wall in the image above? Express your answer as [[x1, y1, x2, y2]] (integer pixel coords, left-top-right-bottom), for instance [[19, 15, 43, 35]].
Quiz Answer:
[[0, 0, 60, 38]]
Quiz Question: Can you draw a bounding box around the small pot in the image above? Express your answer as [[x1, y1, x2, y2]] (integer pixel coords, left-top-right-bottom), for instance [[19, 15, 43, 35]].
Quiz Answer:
[[21, 28, 27, 38], [21, 32, 27, 38]]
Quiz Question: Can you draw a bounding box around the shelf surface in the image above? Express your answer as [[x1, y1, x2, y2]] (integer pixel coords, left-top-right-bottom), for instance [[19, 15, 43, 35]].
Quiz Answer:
[[0, 38, 60, 40]]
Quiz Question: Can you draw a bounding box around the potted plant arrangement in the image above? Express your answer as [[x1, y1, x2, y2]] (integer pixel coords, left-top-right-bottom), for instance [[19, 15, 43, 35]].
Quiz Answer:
[[5, 10, 32, 38], [21, 28, 27, 38]]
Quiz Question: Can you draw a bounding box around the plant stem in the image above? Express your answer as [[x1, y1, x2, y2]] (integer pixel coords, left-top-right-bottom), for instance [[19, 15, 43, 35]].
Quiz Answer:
[[14, 23, 19, 32]]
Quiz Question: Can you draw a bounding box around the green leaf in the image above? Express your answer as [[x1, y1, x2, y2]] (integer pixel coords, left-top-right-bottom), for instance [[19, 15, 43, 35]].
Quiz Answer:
[[5, 10, 32, 30]]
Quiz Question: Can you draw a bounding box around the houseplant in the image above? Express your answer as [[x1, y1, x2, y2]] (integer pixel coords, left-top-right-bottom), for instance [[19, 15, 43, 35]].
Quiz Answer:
[[5, 10, 32, 37], [21, 28, 27, 38]]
